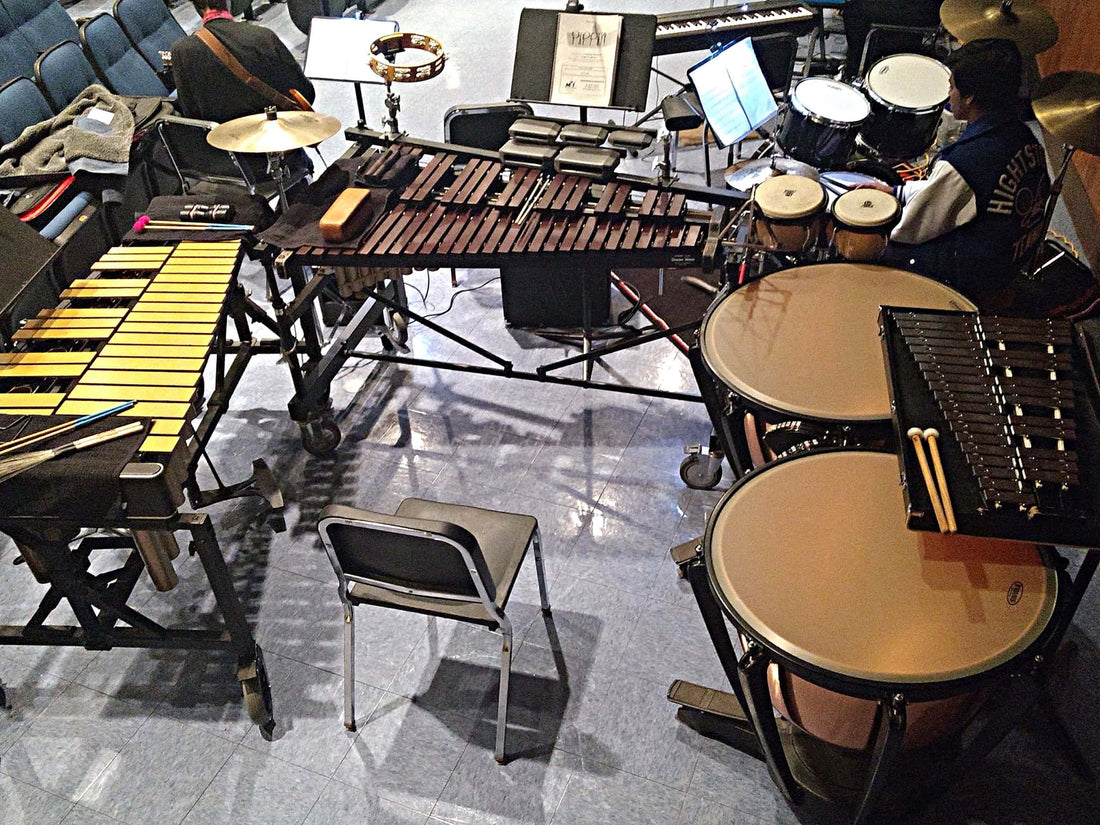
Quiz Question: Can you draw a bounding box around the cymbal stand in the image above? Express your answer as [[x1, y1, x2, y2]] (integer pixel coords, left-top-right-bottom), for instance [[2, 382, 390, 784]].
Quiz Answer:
[[382, 78, 401, 138], [1028, 142, 1075, 278], [265, 151, 295, 212]]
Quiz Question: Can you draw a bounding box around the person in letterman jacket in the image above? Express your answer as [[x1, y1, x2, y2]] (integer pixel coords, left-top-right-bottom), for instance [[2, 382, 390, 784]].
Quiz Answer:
[[876, 39, 1051, 310]]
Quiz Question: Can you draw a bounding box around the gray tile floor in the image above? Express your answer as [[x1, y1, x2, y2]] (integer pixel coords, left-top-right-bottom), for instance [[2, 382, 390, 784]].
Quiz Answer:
[[3, 1, 1100, 823]]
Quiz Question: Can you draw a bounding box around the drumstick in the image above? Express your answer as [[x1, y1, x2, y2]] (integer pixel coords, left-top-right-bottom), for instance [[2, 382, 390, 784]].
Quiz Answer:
[[923, 428, 957, 532], [908, 427, 949, 532]]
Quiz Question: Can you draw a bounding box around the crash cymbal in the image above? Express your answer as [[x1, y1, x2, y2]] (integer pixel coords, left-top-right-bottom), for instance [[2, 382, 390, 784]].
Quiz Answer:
[[940, 0, 1058, 55], [723, 157, 820, 192], [1031, 71, 1100, 156], [207, 109, 342, 153]]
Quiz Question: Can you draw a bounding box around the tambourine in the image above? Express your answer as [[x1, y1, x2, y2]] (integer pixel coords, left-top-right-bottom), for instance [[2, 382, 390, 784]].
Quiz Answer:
[[368, 32, 446, 83]]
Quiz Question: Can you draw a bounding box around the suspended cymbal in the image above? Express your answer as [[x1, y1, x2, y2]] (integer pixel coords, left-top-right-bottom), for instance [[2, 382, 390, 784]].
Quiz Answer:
[[1031, 71, 1100, 156], [940, 0, 1058, 55], [207, 109, 342, 153], [723, 157, 820, 192]]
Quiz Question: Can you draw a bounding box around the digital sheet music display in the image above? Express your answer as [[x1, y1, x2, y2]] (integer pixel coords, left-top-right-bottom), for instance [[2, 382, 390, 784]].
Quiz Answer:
[[688, 39, 778, 147]]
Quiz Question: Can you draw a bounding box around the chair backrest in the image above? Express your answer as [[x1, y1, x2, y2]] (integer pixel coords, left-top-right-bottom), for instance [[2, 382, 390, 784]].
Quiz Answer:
[[0, 4, 39, 86], [318, 505, 497, 603], [0, 75, 54, 144], [112, 0, 185, 72], [286, 0, 349, 36], [34, 40, 98, 111], [3, 0, 79, 55], [859, 24, 945, 77], [752, 32, 798, 102], [79, 13, 167, 97], [33, 39, 98, 111]]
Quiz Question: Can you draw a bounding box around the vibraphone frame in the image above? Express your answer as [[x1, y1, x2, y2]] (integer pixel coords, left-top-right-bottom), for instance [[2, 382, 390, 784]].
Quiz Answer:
[[275, 129, 744, 454], [0, 241, 283, 733]]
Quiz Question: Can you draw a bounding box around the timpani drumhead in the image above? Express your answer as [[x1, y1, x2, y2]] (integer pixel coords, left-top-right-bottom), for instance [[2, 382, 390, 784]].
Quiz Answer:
[[706, 451, 1057, 685], [754, 175, 827, 220], [791, 76, 871, 124], [700, 264, 975, 421], [832, 188, 900, 228], [865, 54, 951, 111]]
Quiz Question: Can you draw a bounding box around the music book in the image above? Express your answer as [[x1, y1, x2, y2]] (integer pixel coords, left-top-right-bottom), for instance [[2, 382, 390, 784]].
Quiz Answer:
[[549, 12, 623, 108], [688, 38, 778, 148]]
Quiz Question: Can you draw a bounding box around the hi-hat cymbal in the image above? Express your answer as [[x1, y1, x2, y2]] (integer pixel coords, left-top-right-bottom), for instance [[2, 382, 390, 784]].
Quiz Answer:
[[207, 109, 342, 153], [1031, 71, 1100, 156], [723, 157, 819, 191], [940, 0, 1058, 55]]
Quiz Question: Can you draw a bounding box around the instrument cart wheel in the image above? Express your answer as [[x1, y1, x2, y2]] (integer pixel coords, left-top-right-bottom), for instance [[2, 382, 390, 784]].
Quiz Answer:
[[241, 648, 276, 740], [301, 417, 342, 456], [385, 309, 409, 349], [680, 453, 723, 490]]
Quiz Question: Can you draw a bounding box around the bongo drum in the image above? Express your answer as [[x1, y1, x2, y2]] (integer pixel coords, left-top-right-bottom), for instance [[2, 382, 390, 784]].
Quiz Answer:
[[697, 264, 974, 469], [752, 175, 827, 253], [705, 450, 1058, 754], [829, 188, 901, 262], [858, 54, 951, 160], [777, 77, 870, 169]]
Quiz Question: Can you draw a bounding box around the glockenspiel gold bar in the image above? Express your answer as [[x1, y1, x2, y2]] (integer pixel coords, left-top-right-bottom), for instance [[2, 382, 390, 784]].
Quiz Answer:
[[99, 344, 210, 359], [68, 384, 195, 403], [174, 241, 243, 250], [117, 322, 217, 335], [69, 278, 151, 289], [122, 311, 221, 323], [0, 392, 65, 408], [92, 356, 205, 371], [0, 351, 95, 365], [129, 303, 222, 314], [141, 435, 183, 453], [109, 332, 213, 347], [136, 293, 226, 304], [152, 273, 232, 284], [91, 260, 164, 270], [83, 369, 199, 387], [0, 363, 87, 378], [36, 308, 128, 320], [157, 266, 238, 275], [57, 400, 192, 419], [103, 245, 175, 256], [151, 419, 184, 436], [145, 282, 229, 294], [60, 286, 146, 299], [21, 317, 122, 330], [12, 328, 114, 341]]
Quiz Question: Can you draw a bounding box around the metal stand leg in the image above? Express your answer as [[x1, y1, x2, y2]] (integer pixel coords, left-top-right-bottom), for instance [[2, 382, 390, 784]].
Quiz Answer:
[[852, 694, 907, 825], [738, 642, 801, 805], [343, 602, 356, 731]]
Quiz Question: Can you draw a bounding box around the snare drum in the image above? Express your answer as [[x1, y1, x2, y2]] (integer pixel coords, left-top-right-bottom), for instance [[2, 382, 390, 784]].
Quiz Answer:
[[705, 450, 1058, 753], [697, 264, 974, 470], [858, 54, 951, 160], [828, 188, 901, 261], [752, 175, 826, 253], [777, 77, 870, 169]]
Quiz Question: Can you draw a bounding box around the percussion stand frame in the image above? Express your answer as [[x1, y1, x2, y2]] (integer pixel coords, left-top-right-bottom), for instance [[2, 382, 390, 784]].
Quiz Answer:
[[1028, 143, 1075, 280]]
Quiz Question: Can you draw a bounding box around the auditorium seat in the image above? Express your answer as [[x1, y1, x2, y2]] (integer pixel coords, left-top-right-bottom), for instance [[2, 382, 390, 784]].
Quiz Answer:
[[0, 4, 38, 86], [0, 75, 53, 144], [33, 40, 98, 112], [79, 13, 168, 98], [113, 0, 184, 74], [2, 0, 79, 56]]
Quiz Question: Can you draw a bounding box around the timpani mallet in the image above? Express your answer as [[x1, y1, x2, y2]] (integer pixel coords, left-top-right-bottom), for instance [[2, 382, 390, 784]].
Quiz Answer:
[[923, 428, 957, 533], [908, 427, 949, 532]]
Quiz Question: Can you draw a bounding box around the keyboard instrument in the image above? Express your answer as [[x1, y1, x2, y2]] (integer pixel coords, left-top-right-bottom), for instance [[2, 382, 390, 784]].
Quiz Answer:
[[654, 1, 815, 56]]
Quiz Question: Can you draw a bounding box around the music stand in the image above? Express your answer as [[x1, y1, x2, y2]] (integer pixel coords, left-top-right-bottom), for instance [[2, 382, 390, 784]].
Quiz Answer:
[[509, 7, 657, 120], [688, 38, 778, 149], [304, 16, 399, 126]]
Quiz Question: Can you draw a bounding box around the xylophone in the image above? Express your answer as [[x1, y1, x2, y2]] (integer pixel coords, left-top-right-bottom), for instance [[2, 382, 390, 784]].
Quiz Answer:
[[881, 307, 1100, 547], [0, 240, 278, 733]]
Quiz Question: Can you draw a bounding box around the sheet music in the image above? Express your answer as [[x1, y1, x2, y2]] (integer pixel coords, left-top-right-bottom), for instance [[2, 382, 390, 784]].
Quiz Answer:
[[304, 17, 400, 83], [688, 39, 778, 147], [549, 13, 623, 108]]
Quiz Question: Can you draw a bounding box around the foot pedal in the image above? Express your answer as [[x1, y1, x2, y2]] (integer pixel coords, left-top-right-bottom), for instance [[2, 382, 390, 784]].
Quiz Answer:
[[668, 679, 748, 722]]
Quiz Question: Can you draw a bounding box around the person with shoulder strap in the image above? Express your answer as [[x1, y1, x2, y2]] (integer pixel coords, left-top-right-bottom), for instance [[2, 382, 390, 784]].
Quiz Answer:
[[170, 0, 315, 123]]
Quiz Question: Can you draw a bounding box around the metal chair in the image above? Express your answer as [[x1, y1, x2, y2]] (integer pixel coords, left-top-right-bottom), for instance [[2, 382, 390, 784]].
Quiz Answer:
[[33, 40, 98, 112], [753, 32, 799, 104], [0, 75, 53, 145], [318, 498, 551, 763], [858, 24, 947, 77], [112, 0, 185, 74], [79, 13, 168, 98]]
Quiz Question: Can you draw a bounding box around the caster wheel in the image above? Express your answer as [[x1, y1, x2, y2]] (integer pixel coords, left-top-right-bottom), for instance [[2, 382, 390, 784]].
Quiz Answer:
[[301, 418, 342, 456], [242, 651, 276, 739], [680, 454, 722, 490], [384, 309, 409, 349]]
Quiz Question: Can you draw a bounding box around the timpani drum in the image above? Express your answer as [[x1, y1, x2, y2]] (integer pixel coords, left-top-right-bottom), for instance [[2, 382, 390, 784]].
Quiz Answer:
[[705, 450, 1058, 754], [858, 54, 951, 160], [777, 77, 871, 169], [752, 175, 827, 253], [697, 264, 975, 469], [828, 188, 901, 262]]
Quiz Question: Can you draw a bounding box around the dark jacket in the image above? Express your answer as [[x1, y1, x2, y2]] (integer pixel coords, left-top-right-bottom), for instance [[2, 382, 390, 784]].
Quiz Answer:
[[170, 18, 315, 123]]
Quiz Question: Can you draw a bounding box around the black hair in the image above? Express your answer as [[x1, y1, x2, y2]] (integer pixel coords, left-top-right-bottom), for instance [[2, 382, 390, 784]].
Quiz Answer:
[[946, 38, 1022, 111], [193, 0, 229, 13]]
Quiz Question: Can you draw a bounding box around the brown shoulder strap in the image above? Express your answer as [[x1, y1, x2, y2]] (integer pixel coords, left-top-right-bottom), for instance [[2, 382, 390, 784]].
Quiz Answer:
[[195, 26, 302, 112]]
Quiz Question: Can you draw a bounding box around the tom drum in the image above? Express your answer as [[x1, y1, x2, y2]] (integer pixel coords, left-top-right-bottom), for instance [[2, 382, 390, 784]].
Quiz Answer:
[[858, 53, 951, 160], [777, 77, 870, 169]]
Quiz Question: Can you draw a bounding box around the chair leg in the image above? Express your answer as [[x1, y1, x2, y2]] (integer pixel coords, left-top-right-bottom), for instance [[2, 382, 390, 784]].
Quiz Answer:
[[495, 626, 513, 764], [343, 603, 356, 731], [532, 527, 550, 612]]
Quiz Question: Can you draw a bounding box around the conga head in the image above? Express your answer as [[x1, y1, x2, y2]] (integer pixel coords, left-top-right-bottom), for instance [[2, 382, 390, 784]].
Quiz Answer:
[[706, 451, 1057, 687], [699, 264, 974, 421], [832, 188, 900, 228], [755, 175, 826, 219]]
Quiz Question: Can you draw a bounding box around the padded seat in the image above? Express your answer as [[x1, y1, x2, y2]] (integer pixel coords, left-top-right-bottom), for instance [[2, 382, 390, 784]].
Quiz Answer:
[[4, 0, 79, 55], [80, 13, 168, 97], [0, 76, 54, 145], [0, 4, 38, 86], [318, 497, 551, 763], [113, 0, 185, 73], [34, 40, 99, 112]]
